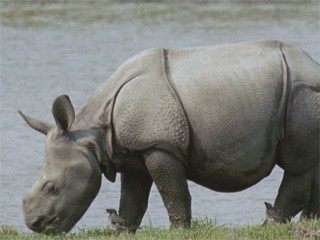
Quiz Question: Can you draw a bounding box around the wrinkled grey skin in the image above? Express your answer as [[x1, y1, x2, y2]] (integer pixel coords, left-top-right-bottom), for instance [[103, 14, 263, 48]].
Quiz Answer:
[[21, 40, 319, 233]]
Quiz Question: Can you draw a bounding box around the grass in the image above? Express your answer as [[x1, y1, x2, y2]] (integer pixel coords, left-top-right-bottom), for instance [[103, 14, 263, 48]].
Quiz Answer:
[[1, 218, 319, 240]]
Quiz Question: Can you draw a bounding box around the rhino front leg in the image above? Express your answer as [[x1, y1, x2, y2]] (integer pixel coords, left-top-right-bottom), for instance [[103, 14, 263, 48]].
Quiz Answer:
[[143, 149, 191, 228], [118, 170, 153, 230], [273, 168, 314, 221]]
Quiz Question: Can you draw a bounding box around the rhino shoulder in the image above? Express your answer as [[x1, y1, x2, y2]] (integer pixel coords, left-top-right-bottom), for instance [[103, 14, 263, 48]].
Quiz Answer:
[[112, 50, 190, 167]]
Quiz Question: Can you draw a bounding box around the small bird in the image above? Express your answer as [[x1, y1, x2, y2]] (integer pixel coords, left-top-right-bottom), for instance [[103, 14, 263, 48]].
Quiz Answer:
[[262, 202, 286, 225], [106, 208, 139, 234]]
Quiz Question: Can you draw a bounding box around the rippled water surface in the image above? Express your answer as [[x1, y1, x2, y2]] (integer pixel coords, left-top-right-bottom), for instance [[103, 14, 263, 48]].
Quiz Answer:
[[1, 1, 319, 232]]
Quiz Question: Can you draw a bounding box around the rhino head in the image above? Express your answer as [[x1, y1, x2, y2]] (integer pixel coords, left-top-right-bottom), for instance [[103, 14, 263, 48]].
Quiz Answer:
[[20, 95, 115, 233]]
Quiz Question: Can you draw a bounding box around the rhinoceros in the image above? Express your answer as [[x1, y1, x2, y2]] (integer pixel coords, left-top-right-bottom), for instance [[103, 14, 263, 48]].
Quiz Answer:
[[20, 40, 319, 233]]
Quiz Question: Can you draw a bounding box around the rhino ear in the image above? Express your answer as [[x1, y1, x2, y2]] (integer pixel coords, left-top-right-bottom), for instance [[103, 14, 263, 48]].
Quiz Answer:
[[18, 110, 52, 135], [52, 95, 75, 132]]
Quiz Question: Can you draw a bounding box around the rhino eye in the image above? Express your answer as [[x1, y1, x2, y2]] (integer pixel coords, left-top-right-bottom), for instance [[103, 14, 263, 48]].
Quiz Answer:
[[48, 185, 56, 193], [44, 182, 59, 195]]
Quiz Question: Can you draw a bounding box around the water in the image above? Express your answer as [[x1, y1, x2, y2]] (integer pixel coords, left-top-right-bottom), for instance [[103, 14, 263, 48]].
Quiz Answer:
[[1, 1, 319, 232]]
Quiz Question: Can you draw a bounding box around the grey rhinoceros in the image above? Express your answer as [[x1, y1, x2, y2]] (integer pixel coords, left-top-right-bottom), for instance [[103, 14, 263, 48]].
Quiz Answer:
[[20, 40, 319, 233]]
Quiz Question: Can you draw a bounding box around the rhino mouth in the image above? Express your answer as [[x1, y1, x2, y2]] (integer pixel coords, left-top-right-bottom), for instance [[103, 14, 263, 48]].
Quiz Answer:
[[44, 213, 80, 234], [45, 214, 60, 231], [28, 214, 60, 233]]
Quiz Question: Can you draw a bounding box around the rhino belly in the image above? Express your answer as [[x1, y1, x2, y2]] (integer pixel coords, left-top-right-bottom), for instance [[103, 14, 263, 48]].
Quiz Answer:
[[167, 42, 286, 192]]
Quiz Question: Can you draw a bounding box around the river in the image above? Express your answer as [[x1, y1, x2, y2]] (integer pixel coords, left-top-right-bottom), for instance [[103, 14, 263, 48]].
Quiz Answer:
[[1, 1, 319, 232]]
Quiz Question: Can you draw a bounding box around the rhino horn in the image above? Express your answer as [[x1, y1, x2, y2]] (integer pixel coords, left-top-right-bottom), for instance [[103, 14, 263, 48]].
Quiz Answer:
[[52, 95, 75, 133], [18, 110, 52, 135]]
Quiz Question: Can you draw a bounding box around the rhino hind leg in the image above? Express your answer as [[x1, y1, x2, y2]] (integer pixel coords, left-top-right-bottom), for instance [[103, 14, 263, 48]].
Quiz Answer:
[[273, 83, 319, 221], [300, 166, 319, 220], [273, 169, 314, 221]]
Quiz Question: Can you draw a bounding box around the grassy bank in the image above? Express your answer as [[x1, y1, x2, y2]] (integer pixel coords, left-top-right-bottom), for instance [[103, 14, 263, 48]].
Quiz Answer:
[[1, 219, 319, 240]]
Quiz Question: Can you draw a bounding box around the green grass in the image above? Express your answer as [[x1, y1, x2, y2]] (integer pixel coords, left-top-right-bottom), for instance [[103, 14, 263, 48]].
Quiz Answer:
[[1, 219, 319, 240]]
